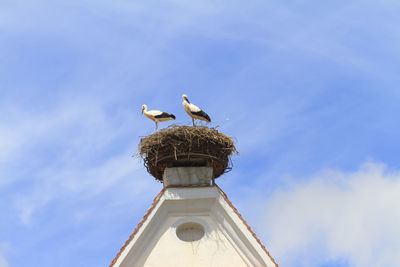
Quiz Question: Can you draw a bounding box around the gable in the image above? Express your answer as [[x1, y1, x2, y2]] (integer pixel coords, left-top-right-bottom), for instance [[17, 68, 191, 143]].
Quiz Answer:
[[111, 186, 277, 267]]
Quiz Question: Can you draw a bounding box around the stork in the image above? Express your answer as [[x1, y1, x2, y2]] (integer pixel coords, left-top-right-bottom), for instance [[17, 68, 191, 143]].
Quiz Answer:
[[182, 94, 211, 126], [141, 104, 176, 131]]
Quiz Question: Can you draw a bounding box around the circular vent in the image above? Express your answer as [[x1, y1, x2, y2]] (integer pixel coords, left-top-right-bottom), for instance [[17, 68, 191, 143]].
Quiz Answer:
[[176, 222, 205, 242]]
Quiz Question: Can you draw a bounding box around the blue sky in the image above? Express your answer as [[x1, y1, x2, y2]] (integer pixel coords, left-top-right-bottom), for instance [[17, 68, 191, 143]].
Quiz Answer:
[[1, 0, 400, 266]]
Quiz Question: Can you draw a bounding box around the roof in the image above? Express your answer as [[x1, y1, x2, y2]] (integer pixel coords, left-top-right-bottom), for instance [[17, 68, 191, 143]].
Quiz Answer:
[[110, 185, 278, 266]]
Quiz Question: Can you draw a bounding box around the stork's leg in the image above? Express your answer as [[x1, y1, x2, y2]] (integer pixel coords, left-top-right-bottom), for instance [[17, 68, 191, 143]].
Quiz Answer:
[[194, 119, 197, 127], [192, 118, 195, 127], [155, 122, 158, 131]]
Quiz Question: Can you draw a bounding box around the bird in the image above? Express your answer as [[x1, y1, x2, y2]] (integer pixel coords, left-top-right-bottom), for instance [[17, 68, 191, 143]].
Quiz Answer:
[[141, 104, 176, 131], [182, 94, 211, 126]]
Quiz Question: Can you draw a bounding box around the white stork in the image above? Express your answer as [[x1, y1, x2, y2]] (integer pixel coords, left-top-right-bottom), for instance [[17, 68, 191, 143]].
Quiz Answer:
[[141, 104, 176, 131], [182, 94, 211, 126]]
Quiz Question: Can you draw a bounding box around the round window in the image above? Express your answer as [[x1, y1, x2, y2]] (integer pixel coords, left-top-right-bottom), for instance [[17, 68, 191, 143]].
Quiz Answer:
[[176, 222, 205, 242]]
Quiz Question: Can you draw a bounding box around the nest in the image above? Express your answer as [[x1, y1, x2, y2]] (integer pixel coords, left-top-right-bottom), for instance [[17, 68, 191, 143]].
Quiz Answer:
[[138, 125, 238, 181]]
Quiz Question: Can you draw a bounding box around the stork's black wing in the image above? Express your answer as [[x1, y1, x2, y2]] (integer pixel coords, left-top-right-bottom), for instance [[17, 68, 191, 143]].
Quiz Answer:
[[191, 110, 211, 122], [155, 112, 176, 119]]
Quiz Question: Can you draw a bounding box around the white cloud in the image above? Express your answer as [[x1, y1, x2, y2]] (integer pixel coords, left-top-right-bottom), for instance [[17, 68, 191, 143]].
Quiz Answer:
[[259, 161, 400, 267]]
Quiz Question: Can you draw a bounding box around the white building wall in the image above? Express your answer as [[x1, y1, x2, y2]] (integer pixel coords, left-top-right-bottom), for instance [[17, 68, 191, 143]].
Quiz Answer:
[[143, 215, 247, 266]]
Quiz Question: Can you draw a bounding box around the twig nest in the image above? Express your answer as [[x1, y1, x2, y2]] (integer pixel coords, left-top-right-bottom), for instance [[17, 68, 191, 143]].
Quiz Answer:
[[138, 125, 238, 181]]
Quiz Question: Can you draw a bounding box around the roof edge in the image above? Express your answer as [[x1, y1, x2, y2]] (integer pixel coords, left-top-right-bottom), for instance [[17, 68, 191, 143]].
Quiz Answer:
[[215, 184, 279, 267], [110, 186, 167, 267]]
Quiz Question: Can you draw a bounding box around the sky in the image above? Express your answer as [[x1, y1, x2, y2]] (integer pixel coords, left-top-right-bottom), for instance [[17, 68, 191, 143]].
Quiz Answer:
[[1, 0, 400, 266]]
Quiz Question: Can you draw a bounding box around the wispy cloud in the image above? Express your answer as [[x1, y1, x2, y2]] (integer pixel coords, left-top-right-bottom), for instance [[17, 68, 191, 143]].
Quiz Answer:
[[257, 161, 400, 267], [0, 93, 152, 223], [13, 151, 148, 225]]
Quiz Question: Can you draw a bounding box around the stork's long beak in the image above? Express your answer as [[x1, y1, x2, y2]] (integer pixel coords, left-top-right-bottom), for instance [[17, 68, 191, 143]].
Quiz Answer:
[[141, 109, 144, 114]]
